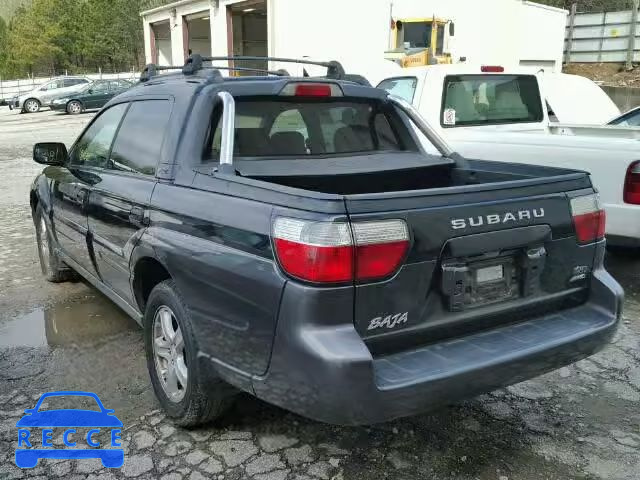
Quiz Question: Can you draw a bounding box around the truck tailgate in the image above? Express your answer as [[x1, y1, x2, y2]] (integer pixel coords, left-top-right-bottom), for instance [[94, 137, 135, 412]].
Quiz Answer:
[[344, 175, 599, 355]]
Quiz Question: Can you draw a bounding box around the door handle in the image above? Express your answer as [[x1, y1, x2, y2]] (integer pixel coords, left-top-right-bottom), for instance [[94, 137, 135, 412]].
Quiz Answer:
[[129, 206, 149, 226], [76, 189, 88, 203]]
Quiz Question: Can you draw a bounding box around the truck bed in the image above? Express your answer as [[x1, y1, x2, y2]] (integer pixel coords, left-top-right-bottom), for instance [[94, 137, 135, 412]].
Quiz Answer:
[[231, 154, 587, 196]]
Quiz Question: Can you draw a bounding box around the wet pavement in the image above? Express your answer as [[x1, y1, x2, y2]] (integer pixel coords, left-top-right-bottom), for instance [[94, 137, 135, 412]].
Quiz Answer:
[[0, 107, 639, 480]]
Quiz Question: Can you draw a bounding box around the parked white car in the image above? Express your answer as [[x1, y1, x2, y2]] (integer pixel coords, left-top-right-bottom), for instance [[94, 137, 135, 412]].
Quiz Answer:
[[9, 76, 91, 113], [377, 64, 640, 246]]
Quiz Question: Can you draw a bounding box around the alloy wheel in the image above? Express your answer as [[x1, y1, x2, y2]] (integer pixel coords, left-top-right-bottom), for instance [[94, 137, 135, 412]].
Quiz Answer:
[[68, 101, 82, 114], [152, 306, 188, 402], [38, 216, 50, 270], [25, 99, 39, 113]]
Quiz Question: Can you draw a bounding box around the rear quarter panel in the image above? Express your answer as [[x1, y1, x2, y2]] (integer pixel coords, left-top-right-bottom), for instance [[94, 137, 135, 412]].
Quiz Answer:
[[142, 181, 282, 378]]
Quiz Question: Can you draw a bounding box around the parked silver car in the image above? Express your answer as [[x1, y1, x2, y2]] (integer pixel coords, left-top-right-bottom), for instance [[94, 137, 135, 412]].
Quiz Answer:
[[9, 76, 91, 113]]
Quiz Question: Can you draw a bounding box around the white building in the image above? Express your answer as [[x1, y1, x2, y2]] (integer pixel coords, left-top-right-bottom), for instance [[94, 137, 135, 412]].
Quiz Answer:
[[140, 0, 567, 77]]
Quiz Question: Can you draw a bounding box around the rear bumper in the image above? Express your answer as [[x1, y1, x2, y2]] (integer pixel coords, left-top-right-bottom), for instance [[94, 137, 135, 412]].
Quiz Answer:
[[604, 202, 640, 245], [252, 267, 622, 425]]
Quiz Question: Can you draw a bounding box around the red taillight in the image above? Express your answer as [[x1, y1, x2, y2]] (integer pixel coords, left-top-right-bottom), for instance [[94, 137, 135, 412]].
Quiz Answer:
[[570, 194, 606, 244], [272, 218, 409, 284], [279, 82, 343, 97], [273, 238, 353, 283], [295, 84, 332, 97], [623, 160, 640, 205], [352, 221, 409, 281], [481, 65, 504, 72]]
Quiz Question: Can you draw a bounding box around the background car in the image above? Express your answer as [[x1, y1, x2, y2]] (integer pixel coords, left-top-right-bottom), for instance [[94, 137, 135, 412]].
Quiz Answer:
[[49, 79, 133, 115], [10, 76, 91, 113]]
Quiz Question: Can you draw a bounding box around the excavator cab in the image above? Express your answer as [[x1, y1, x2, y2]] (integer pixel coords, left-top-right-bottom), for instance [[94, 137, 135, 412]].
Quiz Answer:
[[385, 17, 453, 67]]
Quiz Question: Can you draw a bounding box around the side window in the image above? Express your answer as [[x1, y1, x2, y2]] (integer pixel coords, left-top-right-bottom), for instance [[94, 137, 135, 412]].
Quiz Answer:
[[39, 81, 55, 92], [92, 82, 109, 93], [48, 80, 64, 90], [108, 100, 171, 176], [64, 78, 85, 87], [70, 103, 128, 167]]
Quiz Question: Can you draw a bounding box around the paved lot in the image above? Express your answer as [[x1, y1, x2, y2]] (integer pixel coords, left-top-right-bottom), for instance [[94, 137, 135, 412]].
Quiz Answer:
[[0, 107, 639, 480]]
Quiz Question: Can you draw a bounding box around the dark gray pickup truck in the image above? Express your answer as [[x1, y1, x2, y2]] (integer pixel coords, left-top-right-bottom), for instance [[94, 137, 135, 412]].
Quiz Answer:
[[30, 56, 623, 426]]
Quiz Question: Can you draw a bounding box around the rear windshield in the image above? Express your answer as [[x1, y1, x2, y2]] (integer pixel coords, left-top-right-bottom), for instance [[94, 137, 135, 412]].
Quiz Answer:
[[205, 98, 404, 160], [441, 74, 543, 127]]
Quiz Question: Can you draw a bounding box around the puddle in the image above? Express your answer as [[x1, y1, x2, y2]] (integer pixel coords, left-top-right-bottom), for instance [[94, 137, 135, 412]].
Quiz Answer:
[[0, 294, 139, 347]]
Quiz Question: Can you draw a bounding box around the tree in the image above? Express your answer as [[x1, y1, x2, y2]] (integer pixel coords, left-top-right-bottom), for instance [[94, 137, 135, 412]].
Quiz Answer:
[[5, 0, 66, 76], [535, 0, 633, 12], [0, 17, 7, 76], [0, 0, 145, 78]]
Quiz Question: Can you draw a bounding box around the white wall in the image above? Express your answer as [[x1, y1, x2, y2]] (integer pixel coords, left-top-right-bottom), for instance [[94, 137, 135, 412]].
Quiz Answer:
[[518, 1, 567, 71], [269, 0, 390, 74]]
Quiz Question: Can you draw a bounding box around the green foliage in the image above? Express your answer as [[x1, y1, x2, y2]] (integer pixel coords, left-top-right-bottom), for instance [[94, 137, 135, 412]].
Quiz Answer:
[[0, 0, 144, 78], [0, 17, 7, 76], [0, 0, 32, 23], [534, 0, 633, 12]]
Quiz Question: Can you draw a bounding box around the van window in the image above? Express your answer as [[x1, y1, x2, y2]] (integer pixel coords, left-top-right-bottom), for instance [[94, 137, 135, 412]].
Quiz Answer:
[[441, 74, 543, 127]]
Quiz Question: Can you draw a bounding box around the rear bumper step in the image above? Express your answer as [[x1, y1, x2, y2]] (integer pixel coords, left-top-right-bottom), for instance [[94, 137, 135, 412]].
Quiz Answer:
[[251, 269, 622, 425]]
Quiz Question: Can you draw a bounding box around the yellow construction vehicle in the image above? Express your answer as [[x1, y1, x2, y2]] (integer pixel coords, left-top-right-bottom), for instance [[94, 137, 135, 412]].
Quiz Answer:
[[385, 16, 454, 67]]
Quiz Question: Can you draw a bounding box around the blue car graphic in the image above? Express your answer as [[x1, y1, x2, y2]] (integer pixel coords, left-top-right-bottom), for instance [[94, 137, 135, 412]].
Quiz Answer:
[[15, 391, 124, 468]]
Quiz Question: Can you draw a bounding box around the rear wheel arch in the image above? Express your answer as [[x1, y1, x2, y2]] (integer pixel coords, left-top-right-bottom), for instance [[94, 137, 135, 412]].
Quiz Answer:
[[132, 256, 172, 313]]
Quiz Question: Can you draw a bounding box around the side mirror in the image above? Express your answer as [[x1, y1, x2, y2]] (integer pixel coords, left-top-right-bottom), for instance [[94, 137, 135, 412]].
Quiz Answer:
[[33, 142, 68, 166], [449, 22, 455, 36], [88, 89, 93, 93]]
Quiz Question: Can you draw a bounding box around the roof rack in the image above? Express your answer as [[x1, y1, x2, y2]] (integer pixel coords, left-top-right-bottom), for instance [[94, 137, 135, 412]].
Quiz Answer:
[[198, 55, 346, 79], [140, 54, 349, 83]]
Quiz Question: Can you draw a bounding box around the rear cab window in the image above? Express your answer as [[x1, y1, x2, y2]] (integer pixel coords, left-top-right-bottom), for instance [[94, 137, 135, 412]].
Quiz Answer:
[[205, 97, 406, 161], [441, 74, 543, 127]]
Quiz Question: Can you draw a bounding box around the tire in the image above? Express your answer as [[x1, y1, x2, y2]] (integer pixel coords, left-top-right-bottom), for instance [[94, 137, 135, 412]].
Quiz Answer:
[[66, 100, 83, 115], [23, 98, 41, 113], [144, 279, 235, 427], [35, 205, 75, 282]]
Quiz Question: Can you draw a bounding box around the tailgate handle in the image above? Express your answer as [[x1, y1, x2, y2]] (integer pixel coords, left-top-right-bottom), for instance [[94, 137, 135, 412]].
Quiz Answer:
[[443, 225, 551, 258], [520, 246, 546, 297]]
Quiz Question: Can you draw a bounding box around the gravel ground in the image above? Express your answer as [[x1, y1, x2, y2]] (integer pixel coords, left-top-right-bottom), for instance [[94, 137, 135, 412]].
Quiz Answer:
[[0, 107, 639, 480]]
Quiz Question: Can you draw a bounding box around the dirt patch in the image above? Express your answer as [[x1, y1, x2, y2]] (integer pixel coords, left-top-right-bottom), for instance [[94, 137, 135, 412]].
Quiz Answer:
[[564, 62, 640, 87]]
